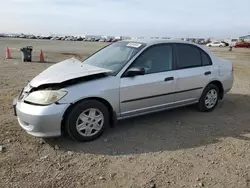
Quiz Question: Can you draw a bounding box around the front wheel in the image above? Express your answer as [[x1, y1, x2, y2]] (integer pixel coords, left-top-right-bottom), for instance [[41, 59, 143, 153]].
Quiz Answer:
[[198, 84, 219, 112], [65, 100, 110, 142]]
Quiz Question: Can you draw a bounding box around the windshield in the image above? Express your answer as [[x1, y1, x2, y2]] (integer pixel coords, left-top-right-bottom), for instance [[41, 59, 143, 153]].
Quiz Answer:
[[83, 41, 145, 74]]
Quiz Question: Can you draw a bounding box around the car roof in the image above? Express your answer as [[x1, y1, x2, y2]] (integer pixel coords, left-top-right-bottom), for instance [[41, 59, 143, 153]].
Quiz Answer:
[[121, 39, 198, 46], [120, 39, 216, 59]]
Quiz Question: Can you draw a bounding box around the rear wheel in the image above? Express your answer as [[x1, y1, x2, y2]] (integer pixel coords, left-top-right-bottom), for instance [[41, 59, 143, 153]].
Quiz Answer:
[[198, 84, 219, 112], [65, 100, 110, 142]]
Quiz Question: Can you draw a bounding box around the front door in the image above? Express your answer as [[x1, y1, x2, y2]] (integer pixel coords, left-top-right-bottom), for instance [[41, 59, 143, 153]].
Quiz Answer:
[[119, 44, 177, 117]]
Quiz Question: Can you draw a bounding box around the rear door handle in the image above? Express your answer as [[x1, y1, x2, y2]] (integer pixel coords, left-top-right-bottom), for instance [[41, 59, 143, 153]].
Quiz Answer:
[[164, 77, 174, 81], [204, 71, 211, 75]]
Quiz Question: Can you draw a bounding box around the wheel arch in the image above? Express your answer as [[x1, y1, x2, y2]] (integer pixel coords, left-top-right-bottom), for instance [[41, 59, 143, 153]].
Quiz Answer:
[[61, 97, 116, 135], [206, 80, 224, 99]]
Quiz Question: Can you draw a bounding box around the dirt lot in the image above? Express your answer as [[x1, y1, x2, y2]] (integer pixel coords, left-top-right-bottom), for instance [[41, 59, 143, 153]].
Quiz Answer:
[[0, 38, 250, 188]]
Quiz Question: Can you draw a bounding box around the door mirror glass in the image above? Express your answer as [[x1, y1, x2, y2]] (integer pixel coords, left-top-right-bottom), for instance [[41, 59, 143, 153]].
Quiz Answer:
[[125, 67, 145, 77]]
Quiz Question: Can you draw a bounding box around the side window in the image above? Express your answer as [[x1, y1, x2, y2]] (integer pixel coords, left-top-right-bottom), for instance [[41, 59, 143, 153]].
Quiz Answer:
[[201, 51, 212, 66], [130, 44, 173, 74], [176, 44, 202, 69]]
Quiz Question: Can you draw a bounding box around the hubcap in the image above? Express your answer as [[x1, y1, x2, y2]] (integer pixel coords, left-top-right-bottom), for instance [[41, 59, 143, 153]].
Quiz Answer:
[[205, 89, 218, 109], [76, 108, 104, 137]]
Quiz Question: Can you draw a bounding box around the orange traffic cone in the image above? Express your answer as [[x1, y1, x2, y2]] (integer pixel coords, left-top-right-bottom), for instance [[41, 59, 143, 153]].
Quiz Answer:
[[40, 50, 45, 62], [5, 47, 11, 59]]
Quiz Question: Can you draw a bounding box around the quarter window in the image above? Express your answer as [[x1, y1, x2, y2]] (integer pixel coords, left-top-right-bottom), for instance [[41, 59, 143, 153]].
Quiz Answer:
[[176, 44, 202, 69], [201, 51, 212, 66], [130, 44, 173, 74]]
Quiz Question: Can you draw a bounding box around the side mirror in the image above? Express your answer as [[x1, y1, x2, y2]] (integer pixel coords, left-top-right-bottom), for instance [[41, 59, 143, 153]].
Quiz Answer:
[[125, 67, 145, 77]]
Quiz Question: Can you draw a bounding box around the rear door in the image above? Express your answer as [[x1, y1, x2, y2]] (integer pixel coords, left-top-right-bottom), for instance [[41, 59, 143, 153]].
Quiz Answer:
[[119, 44, 177, 117], [174, 43, 214, 103]]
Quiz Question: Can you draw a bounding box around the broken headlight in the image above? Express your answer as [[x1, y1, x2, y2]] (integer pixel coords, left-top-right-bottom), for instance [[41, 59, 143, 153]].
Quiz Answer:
[[24, 90, 67, 105]]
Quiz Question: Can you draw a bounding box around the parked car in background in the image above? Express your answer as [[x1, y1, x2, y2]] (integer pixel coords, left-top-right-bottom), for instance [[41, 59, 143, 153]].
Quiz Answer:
[[13, 40, 234, 142], [230, 39, 238, 47], [76, 37, 84, 41], [65, 37, 73, 41], [197, 40, 205, 45], [99, 38, 106, 42], [234, 42, 250, 48], [50, 37, 58, 40], [206, 41, 226, 47], [106, 38, 113, 42], [90, 38, 96, 41], [221, 41, 229, 46], [111, 38, 118, 42], [27, 35, 37, 39]]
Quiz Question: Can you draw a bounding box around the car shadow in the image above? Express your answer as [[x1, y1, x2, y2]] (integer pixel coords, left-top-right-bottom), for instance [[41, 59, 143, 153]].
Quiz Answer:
[[45, 93, 250, 155]]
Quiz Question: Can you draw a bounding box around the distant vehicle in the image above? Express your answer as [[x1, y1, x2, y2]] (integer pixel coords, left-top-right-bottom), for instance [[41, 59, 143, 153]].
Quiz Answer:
[[111, 38, 118, 42], [57, 37, 65, 40], [106, 38, 113, 42], [19, 35, 26, 38], [14, 40, 234, 142], [26, 35, 36, 39], [86, 37, 96, 41], [65, 37, 73, 41], [221, 41, 229, 46], [234, 42, 250, 48], [229, 39, 238, 47], [99, 38, 106, 42], [76, 37, 83, 41], [206, 42, 226, 47], [197, 40, 205, 45], [39, 36, 52, 40]]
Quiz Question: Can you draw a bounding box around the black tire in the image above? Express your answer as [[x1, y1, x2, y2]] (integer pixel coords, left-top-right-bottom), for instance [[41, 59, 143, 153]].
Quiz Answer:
[[65, 100, 110, 142], [198, 84, 219, 112]]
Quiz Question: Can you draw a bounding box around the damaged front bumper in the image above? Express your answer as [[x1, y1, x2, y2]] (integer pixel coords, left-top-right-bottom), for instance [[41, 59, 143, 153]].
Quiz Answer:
[[14, 98, 70, 137]]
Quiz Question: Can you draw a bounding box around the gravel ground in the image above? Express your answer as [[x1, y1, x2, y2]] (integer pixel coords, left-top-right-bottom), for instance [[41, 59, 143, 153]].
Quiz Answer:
[[0, 38, 250, 188]]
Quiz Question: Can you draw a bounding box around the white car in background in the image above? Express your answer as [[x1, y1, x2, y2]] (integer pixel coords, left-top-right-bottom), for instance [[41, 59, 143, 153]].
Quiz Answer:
[[206, 42, 226, 47]]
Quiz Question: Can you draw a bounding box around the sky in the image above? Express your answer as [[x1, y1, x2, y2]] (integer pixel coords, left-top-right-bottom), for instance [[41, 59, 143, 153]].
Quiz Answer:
[[0, 0, 250, 38]]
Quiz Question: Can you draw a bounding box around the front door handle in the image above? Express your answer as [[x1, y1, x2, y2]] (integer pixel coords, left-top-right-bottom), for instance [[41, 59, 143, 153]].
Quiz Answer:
[[204, 71, 211, 75], [164, 77, 174, 82]]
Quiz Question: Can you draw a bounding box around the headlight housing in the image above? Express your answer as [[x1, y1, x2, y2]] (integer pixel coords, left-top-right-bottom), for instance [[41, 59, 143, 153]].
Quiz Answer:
[[24, 90, 67, 105]]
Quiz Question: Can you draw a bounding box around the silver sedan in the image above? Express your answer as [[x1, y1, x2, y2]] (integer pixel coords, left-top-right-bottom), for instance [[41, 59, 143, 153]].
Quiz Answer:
[[13, 40, 234, 141]]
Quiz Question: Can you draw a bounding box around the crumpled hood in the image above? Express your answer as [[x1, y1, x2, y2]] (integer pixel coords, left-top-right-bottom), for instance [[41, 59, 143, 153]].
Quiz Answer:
[[29, 57, 111, 87]]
